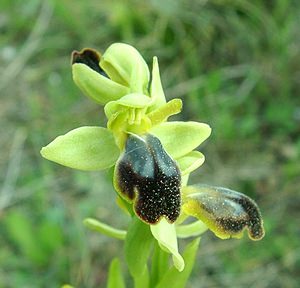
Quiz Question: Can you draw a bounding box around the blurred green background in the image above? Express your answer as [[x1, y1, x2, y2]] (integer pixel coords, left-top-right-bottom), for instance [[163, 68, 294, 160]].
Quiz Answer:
[[1, 0, 299, 287]]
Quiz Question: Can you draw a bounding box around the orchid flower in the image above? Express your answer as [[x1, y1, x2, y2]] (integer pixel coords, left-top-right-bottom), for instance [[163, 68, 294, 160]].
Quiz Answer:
[[40, 43, 264, 278]]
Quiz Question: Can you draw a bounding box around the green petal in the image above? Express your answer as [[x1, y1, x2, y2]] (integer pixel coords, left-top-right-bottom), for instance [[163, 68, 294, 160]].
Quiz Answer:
[[182, 185, 265, 241], [149, 121, 211, 159], [72, 63, 129, 105], [150, 218, 184, 272], [149, 56, 166, 112], [40, 126, 119, 171], [147, 98, 182, 126], [100, 43, 150, 94], [176, 151, 205, 176]]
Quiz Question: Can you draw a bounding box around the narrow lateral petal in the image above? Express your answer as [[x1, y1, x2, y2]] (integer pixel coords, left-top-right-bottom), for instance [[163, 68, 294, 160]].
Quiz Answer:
[[149, 56, 167, 112], [147, 98, 182, 126]]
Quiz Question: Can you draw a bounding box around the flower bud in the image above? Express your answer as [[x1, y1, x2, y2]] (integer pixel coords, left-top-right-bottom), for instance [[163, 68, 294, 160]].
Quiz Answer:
[[72, 48, 129, 105], [101, 43, 150, 94]]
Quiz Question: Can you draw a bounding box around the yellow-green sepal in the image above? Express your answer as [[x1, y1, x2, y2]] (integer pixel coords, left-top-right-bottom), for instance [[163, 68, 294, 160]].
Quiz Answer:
[[40, 126, 120, 170], [100, 43, 150, 94], [148, 56, 167, 112], [176, 151, 205, 176], [72, 63, 129, 105], [150, 121, 211, 159]]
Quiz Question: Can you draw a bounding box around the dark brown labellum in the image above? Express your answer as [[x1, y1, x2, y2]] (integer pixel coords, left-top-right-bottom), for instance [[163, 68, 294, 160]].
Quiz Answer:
[[115, 134, 181, 224]]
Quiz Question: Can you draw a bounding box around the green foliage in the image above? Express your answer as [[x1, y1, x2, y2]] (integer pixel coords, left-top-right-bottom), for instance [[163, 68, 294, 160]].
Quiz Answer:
[[4, 210, 63, 265], [1, 0, 299, 287], [155, 238, 200, 288], [107, 258, 126, 288], [124, 217, 153, 282]]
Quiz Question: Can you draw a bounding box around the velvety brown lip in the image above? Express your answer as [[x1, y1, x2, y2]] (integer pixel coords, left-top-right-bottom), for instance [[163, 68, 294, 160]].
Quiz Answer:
[[115, 134, 181, 224]]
